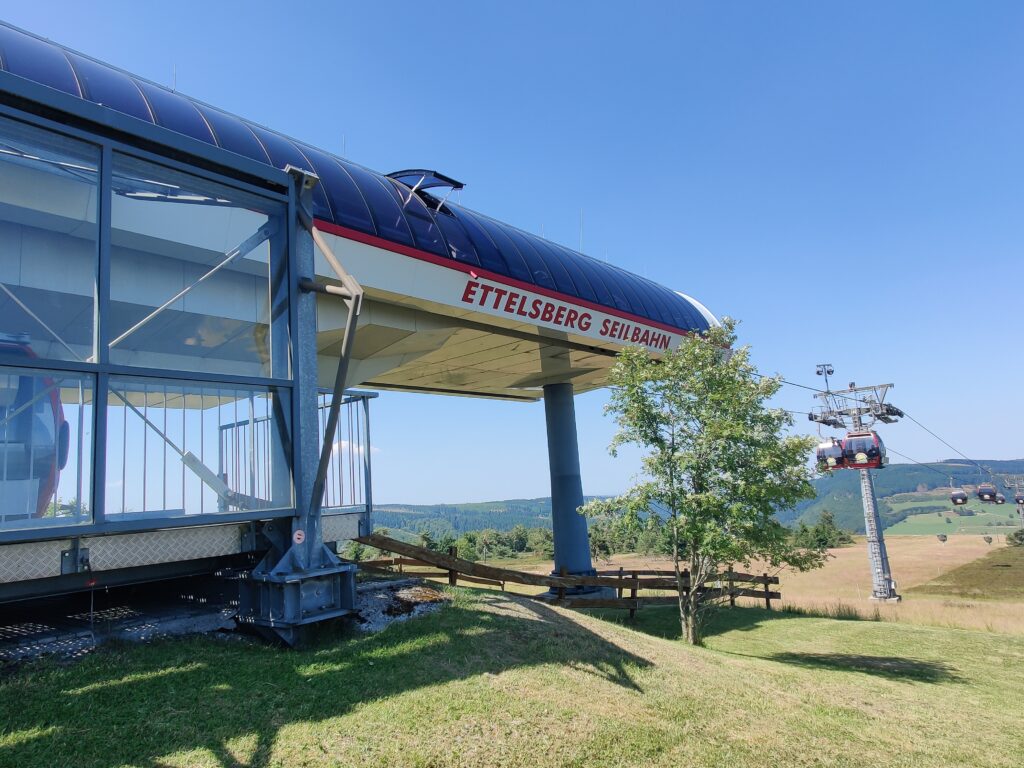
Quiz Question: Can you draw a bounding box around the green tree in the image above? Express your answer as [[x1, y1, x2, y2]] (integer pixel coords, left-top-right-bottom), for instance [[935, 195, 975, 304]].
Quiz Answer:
[[582, 319, 825, 645], [526, 528, 554, 558], [343, 541, 367, 562], [508, 524, 530, 553]]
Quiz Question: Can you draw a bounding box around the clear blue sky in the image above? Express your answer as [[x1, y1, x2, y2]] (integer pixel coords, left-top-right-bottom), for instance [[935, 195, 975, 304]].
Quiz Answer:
[[7, 2, 1024, 503]]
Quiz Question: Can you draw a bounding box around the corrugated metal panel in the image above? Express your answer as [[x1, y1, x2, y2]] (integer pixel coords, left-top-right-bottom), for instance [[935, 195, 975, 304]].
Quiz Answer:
[[0, 539, 70, 583], [85, 525, 243, 572], [322, 513, 360, 544]]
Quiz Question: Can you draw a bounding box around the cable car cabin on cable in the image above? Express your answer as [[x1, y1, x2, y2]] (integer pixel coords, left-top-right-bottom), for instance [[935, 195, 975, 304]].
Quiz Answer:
[[0, 334, 70, 522], [1015, 492, 1024, 505], [816, 438, 845, 472], [841, 431, 888, 469], [976, 483, 1003, 503], [950, 490, 969, 506]]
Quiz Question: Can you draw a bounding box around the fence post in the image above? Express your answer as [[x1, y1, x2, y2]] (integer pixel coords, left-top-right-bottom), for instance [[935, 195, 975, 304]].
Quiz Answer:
[[617, 566, 624, 598], [763, 572, 771, 610], [629, 570, 638, 619], [728, 565, 736, 608], [448, 546, 457, 587]]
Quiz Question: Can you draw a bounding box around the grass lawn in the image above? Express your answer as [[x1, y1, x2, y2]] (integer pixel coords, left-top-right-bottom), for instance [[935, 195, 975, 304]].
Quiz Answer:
[[910, 545, 1024, 600], [886, 502, 1020, 535], [2, 589, 1023, 768]]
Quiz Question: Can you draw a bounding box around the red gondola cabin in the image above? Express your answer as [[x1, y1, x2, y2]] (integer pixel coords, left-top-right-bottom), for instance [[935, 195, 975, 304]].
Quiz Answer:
[[841, 431, 888, 469], [816, 438, 845, 472], [0, 334, 69, 519]]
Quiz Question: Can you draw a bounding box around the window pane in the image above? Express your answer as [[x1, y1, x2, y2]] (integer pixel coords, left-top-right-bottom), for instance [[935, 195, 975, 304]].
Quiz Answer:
[[0, 115, 98, 364], [133, 81, 215, 145], [0, 365, 93, 531], [338, 160, 415, 246], [105, 377, 291, 518], [297, 145, 375, 234], [195, 105, 271, 165], [67, 53, 152, 122], [450, 208, 510, 276], [495, 224, 558, 291], [381, 179, 449, 256], [0, 25, 80, 96], [109, 153, 287, 377]]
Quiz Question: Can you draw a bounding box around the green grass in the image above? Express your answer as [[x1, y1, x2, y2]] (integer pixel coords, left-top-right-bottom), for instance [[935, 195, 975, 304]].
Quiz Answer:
[[2, 590, 1023, 767], [910, 545, 1024, 600], [886, 501, 1020, 535]]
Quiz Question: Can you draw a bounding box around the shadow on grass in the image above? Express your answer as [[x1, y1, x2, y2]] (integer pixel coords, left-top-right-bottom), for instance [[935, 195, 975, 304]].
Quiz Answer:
[[0, 592, 649, 768], [586, 604, 802, 641], [767, 652, 963, 683]]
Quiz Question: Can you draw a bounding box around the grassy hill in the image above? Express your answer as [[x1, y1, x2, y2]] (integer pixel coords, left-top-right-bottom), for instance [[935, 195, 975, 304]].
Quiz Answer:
[[3, 592, 1023, 767]]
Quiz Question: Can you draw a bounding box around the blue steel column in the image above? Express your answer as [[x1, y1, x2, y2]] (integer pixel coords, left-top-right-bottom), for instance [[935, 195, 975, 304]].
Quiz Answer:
[[543, 383, 594, 576]]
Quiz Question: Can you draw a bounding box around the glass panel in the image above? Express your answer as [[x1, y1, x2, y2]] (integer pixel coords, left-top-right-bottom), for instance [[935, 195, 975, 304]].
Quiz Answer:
[[566, 251, 616, 308], [381, 179, 448, 256], [109, 153, 287, 378], [530, 239, 583, 299], [0, 365, 93, 531], [469, 215, 533, 282], [194, 105, 270, 164], [245, 126, 331, 218], [133, 81, 215, 145], [450, 208, 510, 275], [0, 115, 98, 364], [495, 224, 558, 291], [105, 377, 291, 519], [338, 160, 415, 246], [632, 280, 673, 326], [67, 53, 152, 122], [0, 25, 80, 96], [433, 213, 481, 266], [297, 145, 375, 234], [610, 268, 654, 320]]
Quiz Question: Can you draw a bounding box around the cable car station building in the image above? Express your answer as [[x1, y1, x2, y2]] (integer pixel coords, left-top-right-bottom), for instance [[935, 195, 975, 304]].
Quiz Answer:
[[0, 22, 717, 642]]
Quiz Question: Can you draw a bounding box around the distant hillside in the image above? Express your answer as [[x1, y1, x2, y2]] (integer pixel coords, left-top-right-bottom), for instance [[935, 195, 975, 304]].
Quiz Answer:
[[373, 459, 1024, 539], [783, 459, 1024, 533], [373, 498, 558, 539]]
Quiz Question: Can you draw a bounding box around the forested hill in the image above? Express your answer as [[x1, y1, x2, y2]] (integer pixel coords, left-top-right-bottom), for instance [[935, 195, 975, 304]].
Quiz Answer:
[[373, 498, 556, 539], [781, 459, 1024, 533], [374, 459, 1024, 539]]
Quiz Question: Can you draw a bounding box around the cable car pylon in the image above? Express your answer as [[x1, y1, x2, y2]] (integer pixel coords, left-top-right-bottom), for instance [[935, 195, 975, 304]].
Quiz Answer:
[[809, 365, 903, 602]]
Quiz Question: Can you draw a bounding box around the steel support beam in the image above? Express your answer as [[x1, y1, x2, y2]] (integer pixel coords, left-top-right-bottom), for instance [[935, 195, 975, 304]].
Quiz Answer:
[[543, 383, 595, 584], [237, 168, 357, 645]]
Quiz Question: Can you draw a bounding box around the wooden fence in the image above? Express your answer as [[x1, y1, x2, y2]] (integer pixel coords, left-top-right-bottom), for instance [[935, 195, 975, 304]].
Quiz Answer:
[[353, 534, 780, 615]]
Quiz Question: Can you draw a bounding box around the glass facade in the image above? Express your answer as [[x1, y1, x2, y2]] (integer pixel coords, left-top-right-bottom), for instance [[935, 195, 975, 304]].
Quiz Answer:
[[0, 366, 92, 529], [0, 112, 294, 534], [0, 114, 98, 364], [105, 378, 290, 519], [109, 153, 287, 378]]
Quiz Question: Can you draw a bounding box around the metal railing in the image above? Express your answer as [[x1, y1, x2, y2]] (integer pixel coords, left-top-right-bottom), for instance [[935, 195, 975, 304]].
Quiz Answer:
[[219, 390, 374, 515]]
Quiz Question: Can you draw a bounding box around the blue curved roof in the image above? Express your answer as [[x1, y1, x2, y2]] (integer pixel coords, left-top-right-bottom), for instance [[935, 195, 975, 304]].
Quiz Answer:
[[0, 22, 713, 335]]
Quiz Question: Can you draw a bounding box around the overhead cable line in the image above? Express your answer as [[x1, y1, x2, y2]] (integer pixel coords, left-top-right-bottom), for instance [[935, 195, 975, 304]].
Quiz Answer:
[[899, 411, 996, 480], [884, 447, 956, 482]]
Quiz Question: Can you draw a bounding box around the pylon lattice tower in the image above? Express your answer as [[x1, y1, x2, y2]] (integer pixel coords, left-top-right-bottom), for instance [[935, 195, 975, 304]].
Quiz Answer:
[[809, 369, 903, 602]]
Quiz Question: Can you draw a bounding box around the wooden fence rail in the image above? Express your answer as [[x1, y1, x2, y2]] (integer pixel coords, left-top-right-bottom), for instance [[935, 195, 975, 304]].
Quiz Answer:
[[353, 533, 780, 611]]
